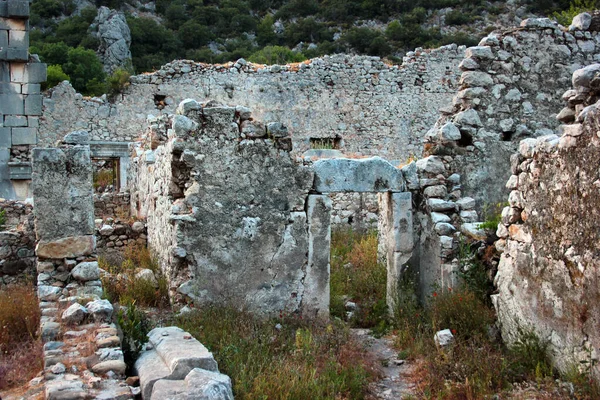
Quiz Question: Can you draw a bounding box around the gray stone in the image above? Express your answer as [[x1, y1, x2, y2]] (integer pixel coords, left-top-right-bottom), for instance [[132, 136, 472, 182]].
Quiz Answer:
[[148, 327, 218, 378], [63, 130, 90, 145], [431, 212, 451, 224], [435, 222, 456, 236], [136, 268, 158, 287], [24, 94, 43, 115], [131, 221, 145, 233], [185, 368, 234, 400], [99, 224, 114, 236], [439, 122, 461, 141], [434, 329, 454, 347], [92, 7, 132, 73], [460, 210, 478, 223], [416, 155, 445, 175], [72, 261, 100, 281], [428, 199, 456, 212], [0, 93, 24, 114], [400, 161, 419, 190], [454, 109, 482, 127], [12, 127, 37, 145], [465, 46, 494, 60], [136, 349, 172, 400], [266, 122, 289, 138], [240, 120, 266, 138], [456, 197, 476, 210], [62, 303, 88, 325], [461, 223, 487, 240], [91, 360, 127, 376], [304, 195, 331, 318], [423, 185, 447, 198], [38, 285, 62, 301], [520, 18, 556, 29], [572, 64, 600, 89], [151, 379, 187, 400], [313, 156, 405, 193], [36, 236, 96, 259], [570, 12, 592, 31], [460, 71, 494, 87], [86, 299, 113, 322]]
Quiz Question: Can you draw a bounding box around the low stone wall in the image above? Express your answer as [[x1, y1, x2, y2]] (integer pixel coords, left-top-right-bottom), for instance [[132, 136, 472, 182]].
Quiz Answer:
[[330, 192, 379, 231], [493, 63, 600, 379], [94, 192, 131, 219], [95, 218, 147, 252], [0, 198, 35, 282]]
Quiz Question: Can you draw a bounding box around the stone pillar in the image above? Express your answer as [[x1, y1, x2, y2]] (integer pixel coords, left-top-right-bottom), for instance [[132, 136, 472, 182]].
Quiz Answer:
[[304, 194, 332, 318], [0, 0, 47, 199], [378, 192, 414, 311]]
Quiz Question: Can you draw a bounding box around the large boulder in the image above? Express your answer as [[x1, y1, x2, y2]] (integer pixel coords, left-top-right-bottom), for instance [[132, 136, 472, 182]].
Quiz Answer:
[[91, 7, 132, 73]]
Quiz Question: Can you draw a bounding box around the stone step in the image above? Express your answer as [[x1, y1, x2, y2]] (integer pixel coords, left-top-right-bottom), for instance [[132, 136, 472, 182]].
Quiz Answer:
[[135, 348, 172, 400], [147, 327, 218, 378]]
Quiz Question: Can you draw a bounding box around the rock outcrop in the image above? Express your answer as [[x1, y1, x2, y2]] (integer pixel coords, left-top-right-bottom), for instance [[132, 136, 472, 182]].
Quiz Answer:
[[91, 6, 132, 74]]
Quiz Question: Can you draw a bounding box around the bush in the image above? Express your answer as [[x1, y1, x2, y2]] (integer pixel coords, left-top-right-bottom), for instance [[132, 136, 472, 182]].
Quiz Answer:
[[62, 46, 106, 95], [0, 285, 41, 352], [553, 0, 599, 25], [0, 208, 5, 230], [117, 302, 150, 371], [445, 9, 472, 25], [106, 67, 131, 97], [249, 45, 305, 65]]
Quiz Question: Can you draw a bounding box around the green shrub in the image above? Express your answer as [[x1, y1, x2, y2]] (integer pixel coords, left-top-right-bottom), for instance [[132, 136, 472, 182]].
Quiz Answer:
[[553, 0, 599, 25], [508, 328, 554, 381], [117, 301, 150, 371], [0, 209, 5, 230], [106, 67, 131, 97], [445, 10, 472, 25], [62, 46, 106, 95], [43, 64, 70, 90], [249, 45, 305, 65]]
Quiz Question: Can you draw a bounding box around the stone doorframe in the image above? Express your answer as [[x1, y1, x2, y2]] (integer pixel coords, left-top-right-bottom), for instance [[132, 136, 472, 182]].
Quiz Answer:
[[303, 157, 414, 316]]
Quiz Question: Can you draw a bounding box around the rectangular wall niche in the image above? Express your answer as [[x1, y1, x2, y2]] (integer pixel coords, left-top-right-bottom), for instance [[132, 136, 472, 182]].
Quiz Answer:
[[310, 137, 341, 150]]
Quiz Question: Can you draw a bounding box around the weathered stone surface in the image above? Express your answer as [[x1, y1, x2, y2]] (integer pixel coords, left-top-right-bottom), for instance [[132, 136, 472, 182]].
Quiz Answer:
[[63, 130, 89, 145], [92, 7, 132, 73], [304, 195, 331, 318], [434, 329, 455, 347], [32, 147, 94, 241], [427, 199, 456, 212], [61, 303, 88, 325], [91, 360, 127, 375], [36, 236, 96, 259], [148, 327, 218, 379], [136, 349, 172, 400], [313, 156, 405, 193], [38, 285, 62, 301], [71, 261, 100, 281], [185, 368, 234, 400], [460, 223, 486, 240], [439, 122, 461, 141], [570, 12, 592, 31], [416, 156, 445, 175], [86, 299, 113, 322]]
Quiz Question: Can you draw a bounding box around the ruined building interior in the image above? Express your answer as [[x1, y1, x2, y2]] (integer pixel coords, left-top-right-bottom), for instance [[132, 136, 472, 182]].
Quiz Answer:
[[2, 1, 600, 399]]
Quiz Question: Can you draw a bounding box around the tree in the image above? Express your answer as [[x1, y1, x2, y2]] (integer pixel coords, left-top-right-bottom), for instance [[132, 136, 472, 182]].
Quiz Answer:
[[249, 45, 305, 65], [44, 65, 70, 90], [178, 21, 213, 49], [63, 47, 106, 95]]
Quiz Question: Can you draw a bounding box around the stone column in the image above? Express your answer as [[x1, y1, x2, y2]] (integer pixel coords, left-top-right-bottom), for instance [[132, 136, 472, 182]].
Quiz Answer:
[[304, 194, 332, 318], [378, 192, 414, 311]]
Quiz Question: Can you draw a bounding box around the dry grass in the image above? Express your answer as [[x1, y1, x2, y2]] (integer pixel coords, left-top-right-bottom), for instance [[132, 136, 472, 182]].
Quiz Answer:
[[174, 305, 381, 399], [330, 229, 388, 331], [0, 284, 43, 390], [100, 243, 169, 308]]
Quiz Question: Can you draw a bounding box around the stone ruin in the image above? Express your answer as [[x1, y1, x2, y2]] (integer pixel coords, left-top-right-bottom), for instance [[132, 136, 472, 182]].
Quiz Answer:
[[2, 3, 600, 393], [129, 100, 414, 316]]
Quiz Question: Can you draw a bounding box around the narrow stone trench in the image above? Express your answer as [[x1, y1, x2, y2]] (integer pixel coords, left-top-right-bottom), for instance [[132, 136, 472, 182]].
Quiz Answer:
[[351, 329, 416, 399]]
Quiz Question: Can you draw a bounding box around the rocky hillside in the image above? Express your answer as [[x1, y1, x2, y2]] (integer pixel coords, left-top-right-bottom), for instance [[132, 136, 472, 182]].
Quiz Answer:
[[28, 0, 596, 95]]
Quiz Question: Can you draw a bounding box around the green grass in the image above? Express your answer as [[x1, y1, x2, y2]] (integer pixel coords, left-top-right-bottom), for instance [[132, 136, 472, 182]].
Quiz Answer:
[[173, 305, 379, 399], [330, 229, 388, 332]]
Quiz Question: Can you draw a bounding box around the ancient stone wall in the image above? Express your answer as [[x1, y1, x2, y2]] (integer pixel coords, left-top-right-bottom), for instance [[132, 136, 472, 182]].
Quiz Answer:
[[330, 192, 379, 230], [0, 0, 47, 199], [427, 18, 600, 209], [493, 63, 600, 379], [0, 198, 35, 282], [31, 139, 134, 399], [41, 48, 464, 161]]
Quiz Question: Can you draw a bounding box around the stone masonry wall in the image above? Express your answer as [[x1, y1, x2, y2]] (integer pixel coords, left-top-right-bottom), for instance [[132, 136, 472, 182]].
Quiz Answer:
[[0, 198, 35, 282], [330, 192, 379, 231], [41, 48, 464, 161], [130, 100, 318, 315], [427, 17, 600, 209], [493, 63, 600, 379], [32, 140, 134, 399], [0, 0, 47, 199]]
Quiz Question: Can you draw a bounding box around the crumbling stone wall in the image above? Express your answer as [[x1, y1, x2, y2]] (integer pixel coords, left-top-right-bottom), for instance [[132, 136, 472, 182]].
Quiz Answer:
[[0, 198, 35, 281], [330, 192, 379, 230], [130, 99, 416, 316], [32, 138, 133, 399], [493, 64, 600, 379], [427, 17, 600, 209], [41, 48, 464, 161], [0, 0, 47, 199]]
